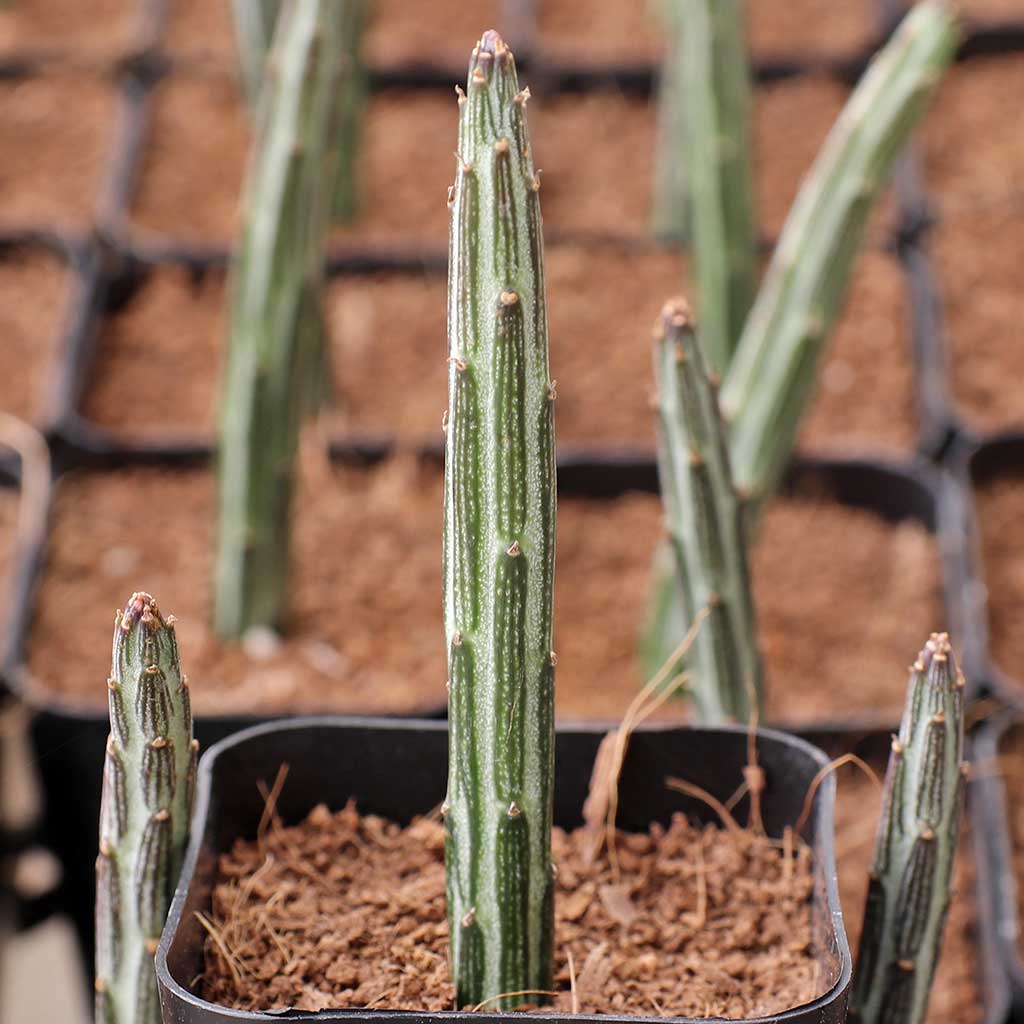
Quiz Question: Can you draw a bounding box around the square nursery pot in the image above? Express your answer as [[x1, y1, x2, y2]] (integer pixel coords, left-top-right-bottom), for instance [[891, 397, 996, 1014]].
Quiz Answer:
[[965, 711, 1023, 1020], [1, 443, 958, 983], [157, 717, 852, 1024]]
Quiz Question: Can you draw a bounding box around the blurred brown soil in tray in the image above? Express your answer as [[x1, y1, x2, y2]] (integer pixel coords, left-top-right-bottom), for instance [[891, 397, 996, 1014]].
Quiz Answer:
[[27, 461, 938, 724], [0, 0, 137, 59], [201, 804, 819, 1016], [535, 0, 878, 62], [934, 211, 1024, 432], [162, 0, 501, 70], [127, 73, 865, 248], [833, 764, 983, 1023], [921, 56, 1024, 216], [977, 472, 1024, 683], [81, 239, 913, 453], [0, 74, 114, 232], [0, 248, 66, 424]]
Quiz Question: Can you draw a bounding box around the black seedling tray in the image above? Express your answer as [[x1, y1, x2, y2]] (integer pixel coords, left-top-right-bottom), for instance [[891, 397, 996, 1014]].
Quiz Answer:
[[0, 439, 960, 983], [158, 717, 851, 1024]]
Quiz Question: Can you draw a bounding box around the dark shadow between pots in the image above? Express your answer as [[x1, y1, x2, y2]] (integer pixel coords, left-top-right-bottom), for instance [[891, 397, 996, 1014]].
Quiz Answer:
[[157, 717, 851, 1024]]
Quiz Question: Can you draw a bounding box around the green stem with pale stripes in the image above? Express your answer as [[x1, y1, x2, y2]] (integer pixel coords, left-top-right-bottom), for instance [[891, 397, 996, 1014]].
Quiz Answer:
[[95, 593, 197, 1024], [444, 30, 556, 1011]]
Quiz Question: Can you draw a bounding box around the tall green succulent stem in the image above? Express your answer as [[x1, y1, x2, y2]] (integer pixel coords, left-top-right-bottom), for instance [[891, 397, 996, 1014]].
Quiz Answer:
[[232, 0, 365, 224], [722, 0, 960, 505], [849, 633, 966, 1024], [651, 1, 687, 243], [444, 30, 556, 1011], [95, 593, 197, 1024], [678, 0, 758, 375], [231, 0, 282, 108], [653, 298, 762, 723], [214, 0, 348, 639]]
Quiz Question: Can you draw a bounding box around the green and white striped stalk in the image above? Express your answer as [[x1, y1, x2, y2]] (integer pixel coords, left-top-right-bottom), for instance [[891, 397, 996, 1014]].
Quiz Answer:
[[722, 0, 960, 505], [849, 633, 966, 1024], [231, 0, 281, 108], [214, 0, 348, 639], [232, 0, 366, 224], [95, 594, 197, 1024], [443, 30, 556, 1011], [651, 1, 687, 243], [652, 298, 762, 723], [676, 0, 758, 375]]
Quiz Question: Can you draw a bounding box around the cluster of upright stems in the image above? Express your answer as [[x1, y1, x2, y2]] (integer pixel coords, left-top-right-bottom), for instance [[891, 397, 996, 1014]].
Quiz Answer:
[[95, 594, 196, 1024], [95, 6, 969, 1021], [646, 0, 960, 718]]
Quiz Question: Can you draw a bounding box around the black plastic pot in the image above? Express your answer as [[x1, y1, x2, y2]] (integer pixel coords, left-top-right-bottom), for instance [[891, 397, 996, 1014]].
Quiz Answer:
[[970, 710, 1023, 1021], [158, 717, 851, 1024]]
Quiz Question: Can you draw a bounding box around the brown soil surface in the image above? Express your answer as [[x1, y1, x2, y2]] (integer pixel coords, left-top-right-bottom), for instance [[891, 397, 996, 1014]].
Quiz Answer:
[[833, 765, 983, 1024], [27, 461, 938, 724], [80, 246, 686, 446], [128, 73, 859, 248], [80, 241, 913, 453], [0, 0, 137, 60], [535, 0, 878, 63], [161, 0, 500, 70], [934, 211, 1024, 431], [0, 247, 66, 425], [921, 56, 1024, 217], [976, 472, 1024, 683], [201, 804, 818, 1016], [0, 73, 114, 232]]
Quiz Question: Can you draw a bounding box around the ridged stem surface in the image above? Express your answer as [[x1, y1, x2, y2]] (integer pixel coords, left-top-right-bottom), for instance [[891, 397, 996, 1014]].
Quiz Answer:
[[231, 0, 282, 108], [651, 1, 687, 242], [444, 30, 556, 1011], [652, 298, 762, 723], [849, 633, 966, 1024], [214, 0, 347, 638], [722, 0, 959, 504], [678, 0, 758, 374], [95, 593, 197, 1024]]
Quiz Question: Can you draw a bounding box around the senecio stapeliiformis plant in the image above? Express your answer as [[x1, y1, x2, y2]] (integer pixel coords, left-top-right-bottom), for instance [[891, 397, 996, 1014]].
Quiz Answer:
[[644, 0, 960, 716], [215, 0, 348, 639], [850, 633, 967, 1024], [443, 30, 557, 1011], [95, 593, 197, 1024], [653, 298, 762, 722], [232, 0, 366, 222]]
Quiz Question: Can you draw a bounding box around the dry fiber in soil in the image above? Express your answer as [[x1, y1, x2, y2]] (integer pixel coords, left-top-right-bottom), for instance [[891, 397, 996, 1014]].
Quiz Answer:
[[201, 802, 819, 1016]]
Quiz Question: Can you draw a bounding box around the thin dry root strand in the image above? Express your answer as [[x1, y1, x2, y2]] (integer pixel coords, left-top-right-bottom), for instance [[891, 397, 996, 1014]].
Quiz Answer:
[[794, 753, 882, 837], [471, 989, 560, 1012], [664, 776, 743, 836]]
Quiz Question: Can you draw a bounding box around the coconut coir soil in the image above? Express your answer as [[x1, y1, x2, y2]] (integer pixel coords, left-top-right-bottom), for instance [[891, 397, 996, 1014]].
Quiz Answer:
[[0, 73, 114, 232], [833, 764, 982, 1023], [26, 459, 940, 723], [996, 725, 1024, 963], [976, 473, 1024, 684], [81, 241, 913, 453], [128, 74, 854, 247], [201, 804, 819, 1016], [0, 0, 137, 60], [0, 247, 66, 425]]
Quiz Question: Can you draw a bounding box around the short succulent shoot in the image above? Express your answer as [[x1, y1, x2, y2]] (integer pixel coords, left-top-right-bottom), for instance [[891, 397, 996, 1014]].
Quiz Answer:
[[652, 298, 762, 723], [443, 30, 557, 1011], [96, 593, 197, 1024], [849, 633, 966, 1024]]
